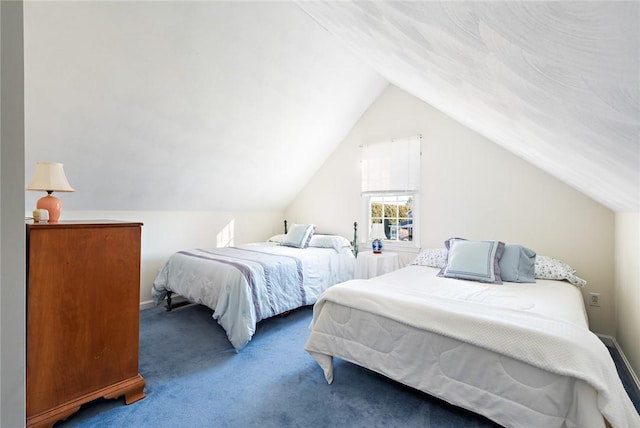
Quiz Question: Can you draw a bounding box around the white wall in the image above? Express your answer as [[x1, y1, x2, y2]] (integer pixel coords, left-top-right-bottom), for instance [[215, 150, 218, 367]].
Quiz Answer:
[[23, 1, 385, 213], [32, 210, 286, 305], [286, 85, 617, 336], [615, 212, 640, 380]]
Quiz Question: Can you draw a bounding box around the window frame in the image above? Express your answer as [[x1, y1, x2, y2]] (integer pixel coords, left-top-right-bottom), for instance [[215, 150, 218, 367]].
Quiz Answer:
[[362, 191, 420, 250]]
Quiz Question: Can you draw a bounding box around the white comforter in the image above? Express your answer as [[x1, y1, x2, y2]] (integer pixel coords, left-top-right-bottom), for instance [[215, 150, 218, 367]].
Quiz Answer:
[[306, 266, 639, 428], [153, 243, 355, 350]]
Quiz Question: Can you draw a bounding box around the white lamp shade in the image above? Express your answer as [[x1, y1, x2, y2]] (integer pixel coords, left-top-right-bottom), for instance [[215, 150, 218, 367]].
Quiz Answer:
[[371, 223, 385, 240], [26, 162, 75, 192]]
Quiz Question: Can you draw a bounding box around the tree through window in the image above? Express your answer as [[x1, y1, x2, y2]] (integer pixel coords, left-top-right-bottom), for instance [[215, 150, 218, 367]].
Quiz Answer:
[[369, 194, 414, 241]]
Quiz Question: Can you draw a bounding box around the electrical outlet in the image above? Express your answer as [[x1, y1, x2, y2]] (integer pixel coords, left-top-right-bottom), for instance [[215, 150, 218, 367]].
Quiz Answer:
[[589, 292, 601, 307]]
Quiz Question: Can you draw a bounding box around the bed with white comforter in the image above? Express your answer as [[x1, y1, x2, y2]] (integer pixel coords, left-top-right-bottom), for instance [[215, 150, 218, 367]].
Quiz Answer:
[[153, 237, 355, 350], [305, 265, 639, 428]]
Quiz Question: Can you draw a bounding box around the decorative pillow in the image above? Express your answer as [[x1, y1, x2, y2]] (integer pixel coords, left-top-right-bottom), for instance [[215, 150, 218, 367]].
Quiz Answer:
[[267, 234, 287, 244], [308, 235, 352, 252], [499, 244, 536, 283], [444, 237, 465, 250], [439, 238, 505, 284], [281, 224, 316, 248], [535, 255, 587, 287], [411, 248, 448, 269]]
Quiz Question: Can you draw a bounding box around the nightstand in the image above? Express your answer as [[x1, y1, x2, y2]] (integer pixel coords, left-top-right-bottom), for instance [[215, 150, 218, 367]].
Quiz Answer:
[[355, 251, 403, 279]]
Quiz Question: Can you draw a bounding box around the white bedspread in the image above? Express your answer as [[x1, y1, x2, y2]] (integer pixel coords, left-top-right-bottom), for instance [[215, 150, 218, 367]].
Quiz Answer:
[[306, 266, 639, 428], [153, 242, 354, 350]]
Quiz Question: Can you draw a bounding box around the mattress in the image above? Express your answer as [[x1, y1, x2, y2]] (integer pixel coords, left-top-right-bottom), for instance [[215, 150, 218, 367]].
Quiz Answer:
[[305, 266, 639, 428]]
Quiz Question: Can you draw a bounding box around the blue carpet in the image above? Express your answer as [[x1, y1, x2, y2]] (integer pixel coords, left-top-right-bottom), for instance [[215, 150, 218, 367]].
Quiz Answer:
[[55, 304, 638, 427]]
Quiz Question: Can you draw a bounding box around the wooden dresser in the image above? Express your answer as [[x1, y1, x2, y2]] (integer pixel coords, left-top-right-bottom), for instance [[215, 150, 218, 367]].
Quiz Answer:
[[26, 221, 146, 427]]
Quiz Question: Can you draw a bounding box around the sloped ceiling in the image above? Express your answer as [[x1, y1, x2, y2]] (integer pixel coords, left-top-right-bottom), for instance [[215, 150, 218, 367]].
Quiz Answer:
[[299, 1, 640, 212], [25, 1, 639, 213], [24, 1, 387, 211]]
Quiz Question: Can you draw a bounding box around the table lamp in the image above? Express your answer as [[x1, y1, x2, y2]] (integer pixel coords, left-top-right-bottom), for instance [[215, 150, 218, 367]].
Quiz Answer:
[[26, 162, 75, 223], [371, 223, 385, 254]]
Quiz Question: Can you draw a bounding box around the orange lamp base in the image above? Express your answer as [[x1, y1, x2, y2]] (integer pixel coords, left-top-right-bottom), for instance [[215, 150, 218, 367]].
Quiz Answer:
[[36, 194, 62, 223]]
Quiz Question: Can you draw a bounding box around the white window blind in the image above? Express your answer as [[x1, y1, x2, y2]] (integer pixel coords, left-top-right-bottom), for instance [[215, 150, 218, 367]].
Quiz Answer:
[[361, 135, 421, 193]]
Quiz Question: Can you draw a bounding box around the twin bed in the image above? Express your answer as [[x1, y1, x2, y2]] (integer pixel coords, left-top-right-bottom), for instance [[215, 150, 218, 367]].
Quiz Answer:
[[153, 228, 638, 427], [152, 222, 358, 350]]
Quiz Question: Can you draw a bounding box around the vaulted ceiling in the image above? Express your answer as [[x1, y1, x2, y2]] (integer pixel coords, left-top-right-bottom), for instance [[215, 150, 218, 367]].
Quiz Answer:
[[298, 1, 639, 212], [24, 1, 639, 213]]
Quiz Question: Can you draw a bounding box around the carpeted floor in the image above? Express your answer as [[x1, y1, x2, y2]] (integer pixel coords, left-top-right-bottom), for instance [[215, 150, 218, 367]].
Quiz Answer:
[[55, 304, 638, 427]]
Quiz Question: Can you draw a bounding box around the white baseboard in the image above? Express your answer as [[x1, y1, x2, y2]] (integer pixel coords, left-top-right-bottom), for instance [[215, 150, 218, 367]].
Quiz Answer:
[[140, 300, 156, 310], [597, 334, 615, 347], [614, 339, 640, 399], [140, 295, 189, 311], [598, 334, 640, 399]]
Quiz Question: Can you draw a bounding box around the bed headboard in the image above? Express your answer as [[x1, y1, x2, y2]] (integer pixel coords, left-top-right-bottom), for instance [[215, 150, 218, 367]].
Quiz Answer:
[[352, 222, 359, 256], [283, 220, 359, 255]]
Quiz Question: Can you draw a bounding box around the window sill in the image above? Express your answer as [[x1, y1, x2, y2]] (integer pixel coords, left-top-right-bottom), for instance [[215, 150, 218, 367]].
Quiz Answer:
[[361, 241, 420, 254]]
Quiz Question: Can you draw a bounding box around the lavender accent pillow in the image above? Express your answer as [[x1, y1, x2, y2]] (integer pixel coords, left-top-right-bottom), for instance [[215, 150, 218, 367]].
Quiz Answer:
[[439, 238, 505, 284]]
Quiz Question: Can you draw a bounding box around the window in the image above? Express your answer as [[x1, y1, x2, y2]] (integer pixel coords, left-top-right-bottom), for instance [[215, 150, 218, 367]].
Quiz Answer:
[[367, 194, 415, 242], [361, 136, 421, 247]]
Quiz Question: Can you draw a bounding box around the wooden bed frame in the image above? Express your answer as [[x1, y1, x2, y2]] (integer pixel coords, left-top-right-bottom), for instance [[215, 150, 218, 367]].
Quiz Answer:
[[164, 220, 359, 311]]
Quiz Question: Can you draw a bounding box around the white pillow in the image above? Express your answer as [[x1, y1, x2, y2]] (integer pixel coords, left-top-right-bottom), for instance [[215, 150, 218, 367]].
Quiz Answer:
[[267, 234, 286, 244], [308, 235, 352, 252], [411, 248, 448, 269], [535, 255, 587, 287], [281, 224, 316, 248]]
